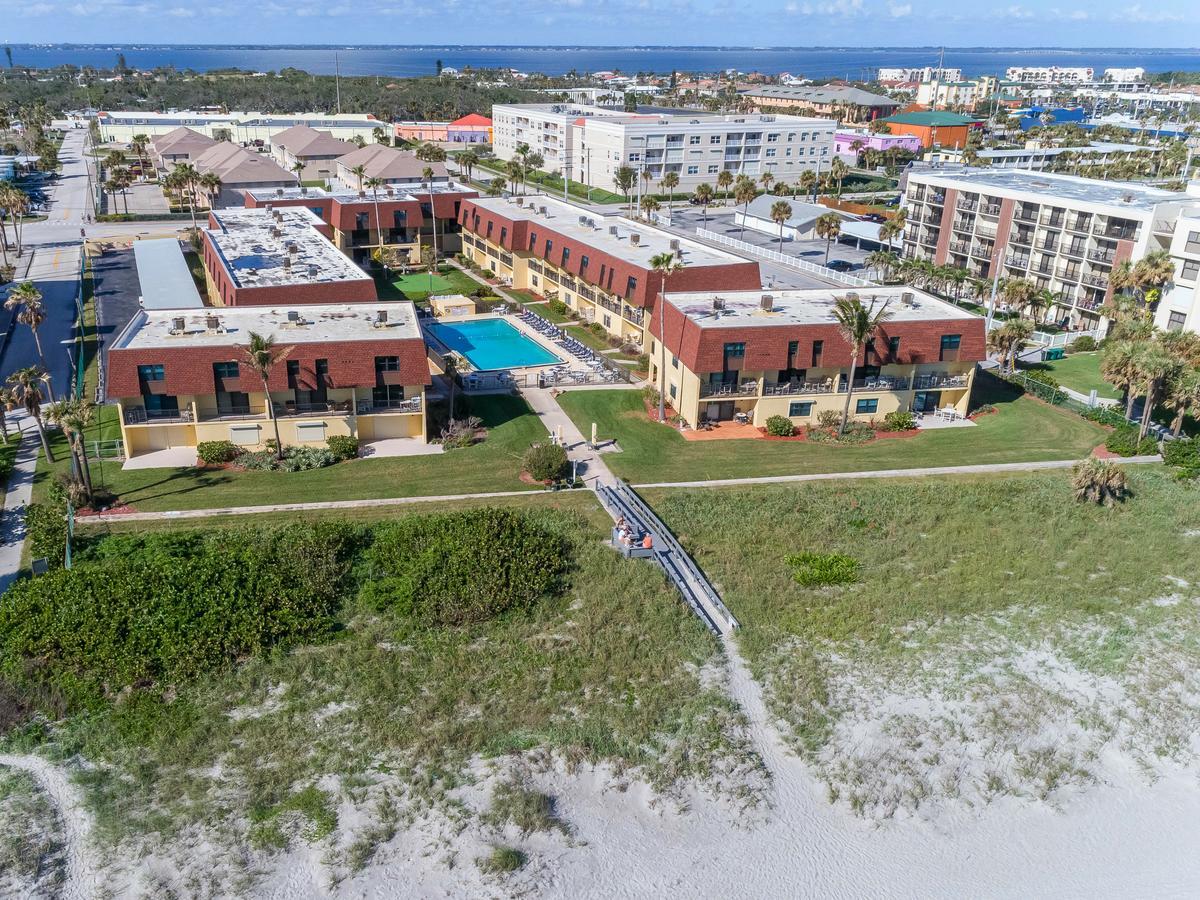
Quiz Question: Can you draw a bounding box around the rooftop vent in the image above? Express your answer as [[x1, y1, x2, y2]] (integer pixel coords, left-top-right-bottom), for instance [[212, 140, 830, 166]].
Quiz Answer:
[[669, 238, 681, 250], [609, 225, 619, 235], [578, 215, 590, 227], [300, 186, 308, 196], [760, 294, 774, 311], [287, 241, 299, 254], [307, 264, 319, 278], [272, 209, 282, 221], [385, 186, 394, 197], [374, 309, 389, 327], [516, 197, 524, 206], [629, 233, 641, 246], [539, 205, 548, 216], [711, 298, 724, 311], [265, 202, 274, 211], [287, 310, 300, 322], [205, 315, 222, 332], [900, 291, 916, 307], [282, 255, 291, 269], [170, 316, 186, 334]]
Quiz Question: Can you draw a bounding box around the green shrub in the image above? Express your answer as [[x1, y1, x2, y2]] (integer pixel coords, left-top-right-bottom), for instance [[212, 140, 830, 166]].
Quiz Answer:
[[523, 442, 568, 482], [808, 421, 874, 444], [196, 440, 240, 465], [1082, 405, 1128, 427], [765, 415, 795, 437], [970, 403, 997, 416], [1163, 436, 1200, 470], [587, 322, 606, 338], [880, 410, 916, 432], [326, 435, 360, 461], [279, 447, 337, 472], [236, 450, 279, 471], [816, 409, 841, 429], [1104, 425, 1159, 457], [0, 524, 357, 709], [1068, 336, 1097, 352], [1021, 368, 1061, 390], [479, 846, 526, 874], [359, 508, 570, 626], [786, 552, 860, 587], [25, 503, 67, 570]]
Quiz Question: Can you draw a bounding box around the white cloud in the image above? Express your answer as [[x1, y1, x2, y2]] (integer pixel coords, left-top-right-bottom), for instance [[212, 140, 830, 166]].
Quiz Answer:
[[1123, 4, 1184, 21], [784, 0, 863, 15], [888, 2, 912, 16], [1002, 4, 1034, 18]]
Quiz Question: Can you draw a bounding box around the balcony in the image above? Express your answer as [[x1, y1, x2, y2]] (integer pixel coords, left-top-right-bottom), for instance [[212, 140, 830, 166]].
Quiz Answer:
[[929, 192, 946, 205], [1005, 253, 1030, 268], [1036, 239, 1059, 253], [1060, 243, 1087, 259], [762, 379, 835, 396], [914, 373, 969, 390], [123, 407, 194, 425], [980, 203, 1002, 217], [1040, 213, 1065, 228], [950, 240, 971, 254], [1082, 272, 1109, 289], [1014, 208, 1038, 223], [847, 376, 911, 392], [272, 400, 353, 418], [357, 397, 422, 414], [956, 198, 976, 211], [1009, 232, 1033, 247], [1094, 225, 1136, 241], [1055, 266, 1082, 282], [971, 243, 994, 260], [1088, 248, 1115, 264], [699, 381, 759, 398], [200, 406, 264, 422], [623, 305, 645, 325], [952, 218, 973, 233], [1066, 217, 1092, 233]]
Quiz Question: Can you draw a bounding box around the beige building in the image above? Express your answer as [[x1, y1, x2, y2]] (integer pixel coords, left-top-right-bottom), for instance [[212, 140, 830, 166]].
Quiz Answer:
[[269, 125, 357, 184]]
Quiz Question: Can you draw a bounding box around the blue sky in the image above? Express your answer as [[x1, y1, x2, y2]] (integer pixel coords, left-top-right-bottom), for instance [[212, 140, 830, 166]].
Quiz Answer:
[[0, 0, 1195, 46]]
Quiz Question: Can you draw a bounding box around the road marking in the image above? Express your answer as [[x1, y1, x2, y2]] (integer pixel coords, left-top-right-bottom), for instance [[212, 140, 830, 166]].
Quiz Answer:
[[51, 249, 61, 270]]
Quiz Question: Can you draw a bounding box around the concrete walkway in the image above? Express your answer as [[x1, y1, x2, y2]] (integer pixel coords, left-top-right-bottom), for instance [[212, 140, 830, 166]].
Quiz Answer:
[[633, 455, 1163, 490], [0, 420, 41, 591], [520, 386, 618, 488]]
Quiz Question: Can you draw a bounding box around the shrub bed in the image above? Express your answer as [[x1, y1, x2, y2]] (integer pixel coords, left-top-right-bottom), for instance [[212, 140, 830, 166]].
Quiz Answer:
[[523, 442, 568, 482], [196, 440, 240, 465], [880, 411, 916, 432], [359, 508, 570, 626], [1104, 425, 1159, 457], [764, 415, 795, 437], [325, 435, 359, 461]]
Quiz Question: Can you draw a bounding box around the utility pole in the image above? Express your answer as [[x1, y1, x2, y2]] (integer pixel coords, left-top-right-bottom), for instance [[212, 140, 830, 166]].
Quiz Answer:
[[334, 52, 342, 115]]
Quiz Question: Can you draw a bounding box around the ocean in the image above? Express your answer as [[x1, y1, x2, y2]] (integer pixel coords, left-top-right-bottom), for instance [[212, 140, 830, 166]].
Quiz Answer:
[[7, 45, 1200, 79]]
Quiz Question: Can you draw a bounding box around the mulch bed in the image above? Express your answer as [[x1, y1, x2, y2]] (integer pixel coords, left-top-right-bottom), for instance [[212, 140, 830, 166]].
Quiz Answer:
[[75, 503, 138, 517], [758, 426, 921, 443]]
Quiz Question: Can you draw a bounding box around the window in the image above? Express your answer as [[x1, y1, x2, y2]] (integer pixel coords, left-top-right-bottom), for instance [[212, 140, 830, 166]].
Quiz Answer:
[[671, 354, 679, 369], [1185, 231, 1200, 254], [579, 254, 590, 275], [625, 276, 638, 298], [687, 165, 699, 174], [485, 221, 493, 238], [856, 398, 879, 414], [1181, 259, 1200, 282], [940, 334, 961, 361], [529, 230, 537, 250], [669, 383, 678, 399], [888, 336, 901, 355], [1168, 310, 1188, 331], [499, 226, 508, 245], [707, 165, 720, 174], [286, 359, 301, 387], [788, 401, 814, 417], [355, 212, 369, 231], [561, 246, 570, 266], [138, 364, 165, 382], [811, 340, 823, 366], [375, 356, 400, 372], [710, 135, 721, 144], [767, 133, 779, 142], [787, 133, 795, 142], [230, 424, 261, 446], [689, 135, 702, 145], [544, 239, 553, 258], [296, 422, 326, 442]]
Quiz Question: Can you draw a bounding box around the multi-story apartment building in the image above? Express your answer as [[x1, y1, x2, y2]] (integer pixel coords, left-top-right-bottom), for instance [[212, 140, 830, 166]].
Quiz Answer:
[[737, 85, 901, 121], [245, 182, 476, 266], [108, 303, 430, 462], [915, 76, 1012, 112], [925, 141, 1162, 172], [902, 169, 1200, 329], [878, 66, 963, 85], [1103, 67, 1146, 83], [269, 125, 356, 183], [1005, 66, 1094, 85], [97, 110, 387, 145], [333, 145, 450, 192], [490, 103, 836, 192], [1162, 215, 1200, 333], [199, 207, 379, 307], [648, 287, 984, 428], [457, 194, 761, 346]]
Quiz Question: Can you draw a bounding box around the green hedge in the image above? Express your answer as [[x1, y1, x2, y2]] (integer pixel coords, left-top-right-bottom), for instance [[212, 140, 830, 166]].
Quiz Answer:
[[359, 508, 569, 626], [1104, 425, 1159, 457]]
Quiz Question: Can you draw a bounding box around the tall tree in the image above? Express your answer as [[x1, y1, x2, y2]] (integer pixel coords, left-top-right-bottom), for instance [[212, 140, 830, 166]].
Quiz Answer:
[[815, 212, 842, 265], [716, 169, 733, 205], [366, 176, 386, 250], [7, 366, 54, 462], [769, 199, 793, 251], [240, 333, 292, 460], [692, 183, 714, 228], [660, 170, 679, 210], [5, 281, 48, 373], [649, 252, 684, 424], [832, 294, 892, 434], [734, 177, 756, 238], [612, 166, 636, 216]]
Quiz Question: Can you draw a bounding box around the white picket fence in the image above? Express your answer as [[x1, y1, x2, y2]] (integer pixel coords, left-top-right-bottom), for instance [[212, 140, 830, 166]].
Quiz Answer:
[[694, 228, 874, 287], [1031, 327, 1102, 349]]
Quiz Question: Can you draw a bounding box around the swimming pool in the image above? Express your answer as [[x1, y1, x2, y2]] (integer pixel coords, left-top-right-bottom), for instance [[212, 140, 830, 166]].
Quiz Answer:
[[426, 318, 562, 371]]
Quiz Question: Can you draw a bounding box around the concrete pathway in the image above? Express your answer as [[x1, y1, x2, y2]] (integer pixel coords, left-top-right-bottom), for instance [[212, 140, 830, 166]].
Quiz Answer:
[[633, 454, 1163, 490], [0, 420, 41, 591], [520, 386, 618, 488]]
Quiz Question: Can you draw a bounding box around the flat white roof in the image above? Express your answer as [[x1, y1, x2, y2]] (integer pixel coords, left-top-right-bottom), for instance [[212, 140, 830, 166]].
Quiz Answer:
[[206, 207, 371, 290], [909, 168, 1195, 214], [666, 286, 975, 328], [245, 183, 471, 204], [112, 302, 421, 351], [471, 195, 747, 269], [133, 238, 204, 310], [493, 102, 832, 128]]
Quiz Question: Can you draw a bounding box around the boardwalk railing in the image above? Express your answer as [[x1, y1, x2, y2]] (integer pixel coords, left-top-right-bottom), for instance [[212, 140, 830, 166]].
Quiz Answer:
[[1031, 327, 1102, 350], [694, 228, 874, 287], [597, 482, 739, 635]]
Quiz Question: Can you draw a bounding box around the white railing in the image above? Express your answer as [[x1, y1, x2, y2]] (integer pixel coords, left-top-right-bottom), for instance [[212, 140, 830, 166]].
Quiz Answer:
[[1031, 327, 1102, 349], [694, 229, 874, 287]]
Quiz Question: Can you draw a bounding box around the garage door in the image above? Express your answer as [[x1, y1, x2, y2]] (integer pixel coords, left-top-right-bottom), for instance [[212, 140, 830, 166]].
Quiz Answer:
[[368, 416, 418, 439]]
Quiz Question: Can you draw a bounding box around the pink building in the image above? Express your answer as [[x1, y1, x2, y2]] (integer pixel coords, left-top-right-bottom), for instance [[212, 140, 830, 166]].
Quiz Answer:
[[394, 114, 492, 145], [834, 130, 922, 163]]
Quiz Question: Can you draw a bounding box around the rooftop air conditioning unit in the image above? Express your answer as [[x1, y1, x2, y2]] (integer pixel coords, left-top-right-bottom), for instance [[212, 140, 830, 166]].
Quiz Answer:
[[170, 316, 186, 334], [385, 187, 394, 197], [669, 239, 681, 250], [265, 202, 273, 212], [288, 242, 299, 254], [282, 256, 291, 269], [300, 186, 308, 196], [307, 265, 319, 278], [629, 233, 641, 246], [205, 315, 222, 332], [760, 294, 774, 311], [376, 309, 388, 325], [516, 197, 524, 206], [287, 310, 300, 323], [272, 209, 282, 221], [711, 298, 725, 311], [578, 215, 590, 227], [609, 225, 619, 235], [539, 205, 548, 215], [900, 291, 916, 307]]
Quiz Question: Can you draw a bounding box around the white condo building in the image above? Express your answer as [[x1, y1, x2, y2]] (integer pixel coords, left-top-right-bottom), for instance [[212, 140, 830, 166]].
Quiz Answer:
[[1005, 66, 1094, 84], [878, 66, 962, 83], [490, 103, 835, 192], [902, 168, 1200, 332], [1103, 67, 1147, 83], [97, 111, 386, 145]]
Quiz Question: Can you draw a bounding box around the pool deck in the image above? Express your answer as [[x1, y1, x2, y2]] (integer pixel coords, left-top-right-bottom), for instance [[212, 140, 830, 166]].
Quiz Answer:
[[425, 312, 569, 374]]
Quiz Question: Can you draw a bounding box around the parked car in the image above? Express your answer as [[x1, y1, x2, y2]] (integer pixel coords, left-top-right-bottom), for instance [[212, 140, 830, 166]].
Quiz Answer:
[[826, 260, 855, 272], [861, 213, 886, 223]]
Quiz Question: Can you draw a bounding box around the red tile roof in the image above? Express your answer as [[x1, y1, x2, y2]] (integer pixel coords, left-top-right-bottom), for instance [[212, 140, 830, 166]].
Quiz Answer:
[[451, 113, 492, 127]]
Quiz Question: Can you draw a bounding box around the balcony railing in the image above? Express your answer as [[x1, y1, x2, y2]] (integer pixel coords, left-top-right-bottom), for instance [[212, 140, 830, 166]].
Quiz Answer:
[[1036, 239, 1059, 253], [200, 406, 264, 422], [980, 204, 1002, 217], [1066, 217, 1092, 233], [1093, 222, 1136, 240], [914, 374, 969, 390], [1082, 273, 1109, 288], [357, 397, 422, 414], [762, 380, 835, 396], [929, 192, 946, 205], [1060, 243, 1087, 259], [1088, 248, 1115, 264], [956, 198, 976, 210], [950, 240, 970, 254], [1005, 253, 1030, 268], [272, 401, 353, 418], [1056, 266, 1082, 282], [123, 407, 193, 425], [1040, 213, 1065, 228], [699, 381, 759, 398], [971, 243, 994, 259], [623, 305, 645, 325], [1009, 232, 1033, 247], [1014, 208, 1038, 223], [847, 376, 911, 392], [952, 218, 973, 232]]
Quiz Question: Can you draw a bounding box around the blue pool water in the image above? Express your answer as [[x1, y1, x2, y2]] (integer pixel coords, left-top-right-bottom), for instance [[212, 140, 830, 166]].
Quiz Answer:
[[427, 318, 562, 371]]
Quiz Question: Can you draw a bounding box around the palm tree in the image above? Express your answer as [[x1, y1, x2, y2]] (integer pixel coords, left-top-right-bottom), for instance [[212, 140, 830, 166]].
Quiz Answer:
[[865, 250, 897, 282], [829, 157, 849, 199], [640, 169, 653, 205], [758, 171, 775, 194], [716, 169, 733, 205], [487, 176, 506, 197], [1026, 287, 1055, 324], [769, 200, 792, 251], [1102, 339, 1144, 420], [613, 166, 636, 216], [170, 162, 199, 230], [241, 333, 292, 460], [458, 148, 479, 184], [815, 212, 842, 265], [199, 171, 222, 208], [46, 397, 95, 501], [1000, 277, 1037, 320], [5, 280, 47, 371], [130, 133, 149, 179], [422, 165, 440, 276], [0, 386, 14, 444], [291, 160, 305, 185], [1132, 341, 1177, 441], [832, 294, 892, 434], [878, 209, 905, 251], [639, 195, 660, 222], [7, 366, 53, 462], [1164, 365, 1200, 437], [443, 355, 460, 424], [1072, 458, 1129, 506], [799, 169, 817, 203], [366, 176, 386, 250], [649, 251, 684, 424], [1132, 250, 1176, 309], [693, 183, 714, 228], [987, 319, 1032, 375], [506, 158, 525, 197], [660, 171, 679, 210], [421, 243, 437, 294], [734, 177, 756, 238], [349, 163, 368, 193]]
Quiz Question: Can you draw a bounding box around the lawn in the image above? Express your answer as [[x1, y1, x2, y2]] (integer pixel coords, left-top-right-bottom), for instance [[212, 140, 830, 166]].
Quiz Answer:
[[14, 496, 746, 890], [557, 373, 1107, 485], [645, 466, 1199, 816], [33, 394, 549, 513], [391, 266, 483, 302], [1019, 351, 1118, 400]]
